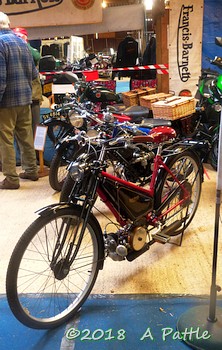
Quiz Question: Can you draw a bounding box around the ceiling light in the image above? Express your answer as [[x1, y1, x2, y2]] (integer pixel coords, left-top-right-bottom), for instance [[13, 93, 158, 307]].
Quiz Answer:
[[144, 0, 153, 10]]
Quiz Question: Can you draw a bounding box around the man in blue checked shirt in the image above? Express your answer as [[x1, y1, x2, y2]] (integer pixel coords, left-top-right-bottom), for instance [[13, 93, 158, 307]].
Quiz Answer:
[[0, 12, 39, 189]]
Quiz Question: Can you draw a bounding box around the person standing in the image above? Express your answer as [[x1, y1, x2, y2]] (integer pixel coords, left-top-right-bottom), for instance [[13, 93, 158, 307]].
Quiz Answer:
[[13, 27, 42, 135], [0, 12, 39, 189]]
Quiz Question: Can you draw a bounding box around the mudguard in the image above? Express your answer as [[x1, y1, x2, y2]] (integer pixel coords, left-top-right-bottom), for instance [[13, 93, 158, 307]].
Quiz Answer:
[[160, 141, 205, 181], [36, 203, 105, 270]]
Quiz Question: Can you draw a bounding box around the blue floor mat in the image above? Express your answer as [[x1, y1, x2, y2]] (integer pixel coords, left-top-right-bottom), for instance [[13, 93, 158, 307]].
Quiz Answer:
[[1, 294, 222, 350]]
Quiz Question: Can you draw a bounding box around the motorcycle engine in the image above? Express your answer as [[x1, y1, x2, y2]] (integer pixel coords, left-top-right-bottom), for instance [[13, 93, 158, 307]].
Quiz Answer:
[[115, 146, 155, 183], [104, 225, 147, 261]]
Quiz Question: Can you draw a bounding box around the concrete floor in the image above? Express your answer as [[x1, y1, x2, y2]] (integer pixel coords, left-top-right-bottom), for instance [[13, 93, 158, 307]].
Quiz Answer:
[[0, 162, 221, 297]]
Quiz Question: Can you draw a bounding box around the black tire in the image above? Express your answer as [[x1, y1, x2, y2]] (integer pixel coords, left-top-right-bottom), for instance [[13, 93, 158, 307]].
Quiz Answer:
[[155, 151, 202, 235], [60, 173, 75, 202], [6, 206, 103, 329], [46, 120, 71, 145], [42, 120, 72, 166], [49, 141, 79, 192], [209, 137, 218, 170]]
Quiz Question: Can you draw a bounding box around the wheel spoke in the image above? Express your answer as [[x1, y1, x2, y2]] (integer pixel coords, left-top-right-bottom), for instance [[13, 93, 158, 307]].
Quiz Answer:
[[6, 207, 100, 328], [158, 152, 201, 235]]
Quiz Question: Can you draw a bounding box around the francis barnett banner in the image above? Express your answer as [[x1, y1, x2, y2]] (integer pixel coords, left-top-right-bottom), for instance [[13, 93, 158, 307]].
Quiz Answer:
[[168, 0, 204, 96], [0, 0, 102, 27]]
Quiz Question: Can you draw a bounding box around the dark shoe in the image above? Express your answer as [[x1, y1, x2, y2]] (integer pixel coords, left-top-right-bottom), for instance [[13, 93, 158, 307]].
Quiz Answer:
[[19, 172, 39, 181], [0, 178, 20, 189]]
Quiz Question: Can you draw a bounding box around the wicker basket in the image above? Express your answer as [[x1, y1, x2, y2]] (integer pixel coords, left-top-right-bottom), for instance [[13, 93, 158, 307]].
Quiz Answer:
[[152, 96, 196, 120], [139, 92, 173, 109], [122, 91, 138, 106], [137, 86, 156, 94], [122, 88, 151, 107]]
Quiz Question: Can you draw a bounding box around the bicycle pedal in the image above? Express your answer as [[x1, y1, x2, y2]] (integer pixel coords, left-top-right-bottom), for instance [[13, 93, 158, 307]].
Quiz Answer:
[[152, 232, 171, 244]]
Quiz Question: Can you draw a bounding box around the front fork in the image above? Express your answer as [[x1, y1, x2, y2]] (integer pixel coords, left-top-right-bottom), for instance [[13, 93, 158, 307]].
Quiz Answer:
[[51, 147, 106, 271]]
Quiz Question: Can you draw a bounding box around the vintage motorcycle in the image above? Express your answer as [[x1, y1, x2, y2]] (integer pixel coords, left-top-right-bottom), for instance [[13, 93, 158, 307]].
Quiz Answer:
[[49, 106, 171, 191], [194, 70, 221, 169], [40, 97, 89, 164], [41, 88, 150, 146], [40, 89, 149, 167], [6, 127, 203, 329]]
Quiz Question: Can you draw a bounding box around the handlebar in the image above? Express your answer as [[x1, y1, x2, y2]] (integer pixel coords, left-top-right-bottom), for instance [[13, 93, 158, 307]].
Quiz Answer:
[[210, 56, 222, 69]]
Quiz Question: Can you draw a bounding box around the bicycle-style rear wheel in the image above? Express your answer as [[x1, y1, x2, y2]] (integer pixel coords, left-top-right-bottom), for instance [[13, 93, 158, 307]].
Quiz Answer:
[[155, 150, 202, 235], [6, 206, 103, 329], [209, 136, 218, 170]]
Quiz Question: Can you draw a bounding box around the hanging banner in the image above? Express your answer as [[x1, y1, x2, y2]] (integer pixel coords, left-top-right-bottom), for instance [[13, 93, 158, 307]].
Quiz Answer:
[[168, 0, 204, 96], [27, 4, 144, 40], [0, 0, 102, 27]]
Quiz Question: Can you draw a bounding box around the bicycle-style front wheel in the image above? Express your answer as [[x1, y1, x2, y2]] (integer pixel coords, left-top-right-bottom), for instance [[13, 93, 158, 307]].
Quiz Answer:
[[46, 120, 71, 145], [155, 150, 202, 235], [6, 206, 104, 329], [49, 141, 79, 191]]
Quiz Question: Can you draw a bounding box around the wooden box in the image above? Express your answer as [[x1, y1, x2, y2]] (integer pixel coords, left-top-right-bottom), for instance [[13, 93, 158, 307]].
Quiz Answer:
[[122, 88, 154, 107], [139, 92, 173, 109], [152, 96, 196, 120]]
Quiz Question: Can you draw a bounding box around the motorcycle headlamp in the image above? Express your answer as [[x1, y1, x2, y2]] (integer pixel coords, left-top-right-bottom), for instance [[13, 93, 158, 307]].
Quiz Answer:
[[86, 128, 99, 138], [102, 110, 114, 123], [212, 103, 222, 112], [69, 162, 84, 181], [69, 110, 84, 128]]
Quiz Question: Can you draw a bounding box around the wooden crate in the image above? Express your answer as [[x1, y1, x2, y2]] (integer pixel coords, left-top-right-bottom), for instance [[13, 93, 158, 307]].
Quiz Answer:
[[122, 88, 151, 107], [152, 96, 196, 120], [139, 92, 173, 109]]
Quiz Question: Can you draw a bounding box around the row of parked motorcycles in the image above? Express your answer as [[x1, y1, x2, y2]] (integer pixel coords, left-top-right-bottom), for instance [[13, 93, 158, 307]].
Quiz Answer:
[[5, 38, 222, 330], [41, 37, 222, 195]]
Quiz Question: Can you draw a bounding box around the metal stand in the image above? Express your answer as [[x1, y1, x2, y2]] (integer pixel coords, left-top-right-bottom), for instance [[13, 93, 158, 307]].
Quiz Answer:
[[177, 110, 222, 349]]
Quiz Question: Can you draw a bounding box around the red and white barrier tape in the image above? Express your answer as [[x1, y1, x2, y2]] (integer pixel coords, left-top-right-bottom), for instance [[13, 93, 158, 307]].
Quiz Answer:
[[40, 64, 169, 76], [111, 64, 168, 75]]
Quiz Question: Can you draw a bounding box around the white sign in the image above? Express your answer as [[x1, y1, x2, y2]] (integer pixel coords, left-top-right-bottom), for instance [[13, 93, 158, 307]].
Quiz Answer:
[[168, 0, 204, 96], [34, 125, 48, 151]]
